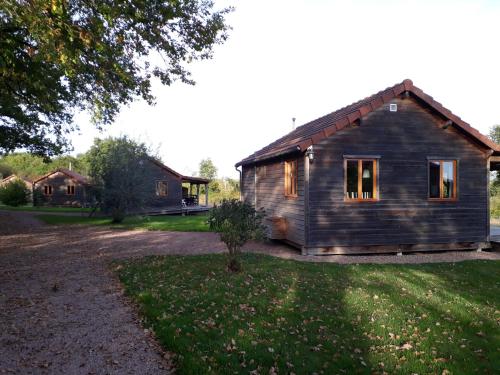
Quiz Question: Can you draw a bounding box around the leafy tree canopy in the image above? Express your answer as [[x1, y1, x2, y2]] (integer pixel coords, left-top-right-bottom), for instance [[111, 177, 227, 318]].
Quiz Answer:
[[0, 0, 231, 156], [86, 136, 154, 222], [199, 157, 217, 180]]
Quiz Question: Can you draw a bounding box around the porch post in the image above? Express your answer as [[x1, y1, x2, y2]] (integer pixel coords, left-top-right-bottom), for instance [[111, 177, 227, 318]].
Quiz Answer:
[[196, 184, 200, 205], [205, 183, 208, 206]]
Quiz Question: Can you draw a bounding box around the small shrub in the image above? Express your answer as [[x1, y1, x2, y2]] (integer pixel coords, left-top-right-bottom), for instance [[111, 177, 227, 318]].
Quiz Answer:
[[0, 180, 31, 206], [208, 199, 265, 272], [491, 195, 500, 218]]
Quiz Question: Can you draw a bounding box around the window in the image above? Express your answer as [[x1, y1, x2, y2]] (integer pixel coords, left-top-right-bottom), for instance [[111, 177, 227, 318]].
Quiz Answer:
[[428, 160, 457, 200], [156, 181, 168, 196], [67, 185, 75, 195], [284, 160, 298, 197], [44, 185, 53, 196], [345, 159, 378, 201]]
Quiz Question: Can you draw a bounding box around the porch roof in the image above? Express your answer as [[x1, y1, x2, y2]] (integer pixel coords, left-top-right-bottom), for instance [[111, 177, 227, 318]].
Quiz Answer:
[[490, 154, 500, 171], [181, 176, 209, 184]]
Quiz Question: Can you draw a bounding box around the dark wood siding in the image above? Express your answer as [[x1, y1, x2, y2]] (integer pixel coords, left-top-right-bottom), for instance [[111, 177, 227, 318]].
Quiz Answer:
[[242, 159, 305, 246], [241, 166, 255, 205], [308, 97, 488, 248], [34, 172, 88, 207], [145, 161, 183, 210]]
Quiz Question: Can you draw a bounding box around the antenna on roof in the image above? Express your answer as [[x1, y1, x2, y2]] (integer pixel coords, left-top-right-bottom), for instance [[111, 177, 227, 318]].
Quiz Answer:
[[292, 117, 296, 130]]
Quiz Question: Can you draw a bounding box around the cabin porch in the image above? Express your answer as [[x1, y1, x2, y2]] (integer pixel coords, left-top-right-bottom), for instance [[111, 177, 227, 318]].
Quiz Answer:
[[182, 176, 209, 208]]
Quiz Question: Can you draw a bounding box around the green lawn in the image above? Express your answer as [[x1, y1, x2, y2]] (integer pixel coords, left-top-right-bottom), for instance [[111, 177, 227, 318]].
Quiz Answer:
[[114, 254, 500, 374], [0, 204, 93, 213], [37, 213, 209, 232]]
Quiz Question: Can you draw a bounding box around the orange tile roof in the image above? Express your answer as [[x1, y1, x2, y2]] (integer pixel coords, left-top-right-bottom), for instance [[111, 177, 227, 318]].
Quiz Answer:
[[33, 168, 90, 185], [236, 79, 499, 166]]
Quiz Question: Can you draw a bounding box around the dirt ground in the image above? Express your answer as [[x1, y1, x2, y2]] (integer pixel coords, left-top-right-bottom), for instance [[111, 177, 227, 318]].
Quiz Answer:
[[1, 211, 499, 374]]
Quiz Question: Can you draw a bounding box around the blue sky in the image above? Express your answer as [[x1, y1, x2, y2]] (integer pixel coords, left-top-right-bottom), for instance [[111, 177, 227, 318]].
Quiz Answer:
[[71, 0, 500, 178]]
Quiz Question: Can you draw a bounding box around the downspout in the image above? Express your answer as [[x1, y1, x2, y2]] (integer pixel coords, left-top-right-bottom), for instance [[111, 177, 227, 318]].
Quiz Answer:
[[235, 165, 242, 201], [486, 149, 494, 244], [303, 146, 312, 255], [254, 165, 257, 208]]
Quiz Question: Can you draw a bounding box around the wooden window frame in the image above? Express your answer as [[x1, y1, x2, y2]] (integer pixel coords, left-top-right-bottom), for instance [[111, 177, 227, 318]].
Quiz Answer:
[[43, 185, 53, 196], [344, 159, 378, 202], [428, 160, 457, 201], [156, 180, 168, 197], [66, 185, 75, 195], [284, 159, 298, 198]]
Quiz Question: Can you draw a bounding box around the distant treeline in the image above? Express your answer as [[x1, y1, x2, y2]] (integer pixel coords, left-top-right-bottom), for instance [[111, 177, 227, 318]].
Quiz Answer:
[[0, 153, 89, 180]]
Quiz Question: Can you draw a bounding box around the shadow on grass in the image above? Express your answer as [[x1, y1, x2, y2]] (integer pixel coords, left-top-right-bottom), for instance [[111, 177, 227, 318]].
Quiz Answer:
[[114, 255, 499, 374], [115, 254, 375, 374]]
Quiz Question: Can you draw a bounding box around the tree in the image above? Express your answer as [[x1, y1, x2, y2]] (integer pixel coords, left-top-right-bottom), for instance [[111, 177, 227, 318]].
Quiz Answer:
[[0, 1, 231, 156], [199, 158, 217, 180], [208, 199, 265, 272], [86, 136, 153, 222], [0, 179, 30, 206], [489, 125, 500, 144], [0, 152, 88, 179], [489, 125, 500, 196], [0, 163, 13, 179]]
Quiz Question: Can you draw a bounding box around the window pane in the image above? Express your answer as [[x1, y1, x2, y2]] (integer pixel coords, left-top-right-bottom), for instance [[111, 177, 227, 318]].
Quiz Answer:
[[291, 161, 297, 195], [443, 161, 455, 198], [285, 161, 297, 196], [361, 161, 374, 199], [429, 161, 440, 198], [346, 160, 358, 199]]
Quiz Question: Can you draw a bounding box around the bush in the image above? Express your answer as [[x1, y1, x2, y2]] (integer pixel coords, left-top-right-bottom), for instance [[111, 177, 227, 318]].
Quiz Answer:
[[491, 195, 500, 218], [0, 180, 30, 206], [208, 199, 265, 272]]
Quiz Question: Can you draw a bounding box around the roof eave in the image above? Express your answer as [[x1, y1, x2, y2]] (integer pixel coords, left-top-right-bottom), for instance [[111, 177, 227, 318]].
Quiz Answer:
[[236, 145, 302, 167]]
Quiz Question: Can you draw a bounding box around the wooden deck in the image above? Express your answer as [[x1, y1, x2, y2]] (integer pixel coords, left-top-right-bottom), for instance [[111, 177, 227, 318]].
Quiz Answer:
[[490, 225, 500, 244], [145, 205, 210, 216]]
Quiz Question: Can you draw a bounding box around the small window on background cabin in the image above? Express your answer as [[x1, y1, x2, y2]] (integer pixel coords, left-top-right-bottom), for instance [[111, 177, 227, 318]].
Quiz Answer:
[[284, 160, 298, 197], [429, 160, 457, 200], [44, 185, 53, 195], [156, 181, 168, 196], [67, 185, 75, 195], [345, 159, 377, 200]]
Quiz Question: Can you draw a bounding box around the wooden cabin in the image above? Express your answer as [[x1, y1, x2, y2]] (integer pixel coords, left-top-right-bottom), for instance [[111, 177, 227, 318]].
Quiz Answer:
[[0, 174, 33, 203], [144, 158, 209, 214], [33, 168, 92, 207], [236, 79, 500, 255]]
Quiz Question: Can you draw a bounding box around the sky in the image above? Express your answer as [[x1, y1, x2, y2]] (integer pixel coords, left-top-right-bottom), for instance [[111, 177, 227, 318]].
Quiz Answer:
[[71, 0, 500, 178]]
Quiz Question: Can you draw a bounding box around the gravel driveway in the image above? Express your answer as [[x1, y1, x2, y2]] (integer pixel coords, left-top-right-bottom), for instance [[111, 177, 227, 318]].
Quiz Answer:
[[1, 211, 499, 374]]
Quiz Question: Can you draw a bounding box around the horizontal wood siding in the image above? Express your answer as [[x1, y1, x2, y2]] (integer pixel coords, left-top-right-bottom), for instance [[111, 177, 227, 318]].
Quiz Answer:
[[254, 159, 305, 246], [241, 166, 255, 205], [146, 162, 183, 209], [308, 97, 488, 248], [34, 172, 88, 207]]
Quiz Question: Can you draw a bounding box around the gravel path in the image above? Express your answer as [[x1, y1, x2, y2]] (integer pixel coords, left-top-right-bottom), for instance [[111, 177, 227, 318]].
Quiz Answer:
[[1, 211, 499, 374]]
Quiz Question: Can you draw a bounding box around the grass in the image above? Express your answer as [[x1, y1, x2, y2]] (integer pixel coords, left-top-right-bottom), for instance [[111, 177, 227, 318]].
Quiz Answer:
[[0, 204, 93, 213], [114, 254, 500, 374], [37, 213, 209, 232]]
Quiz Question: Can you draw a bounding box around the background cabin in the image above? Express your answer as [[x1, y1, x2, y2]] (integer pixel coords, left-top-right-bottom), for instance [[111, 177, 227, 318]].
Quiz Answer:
[[236, 79, 500, 255], [33, 168, 91, 207], [144, 158, 209, 214]]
